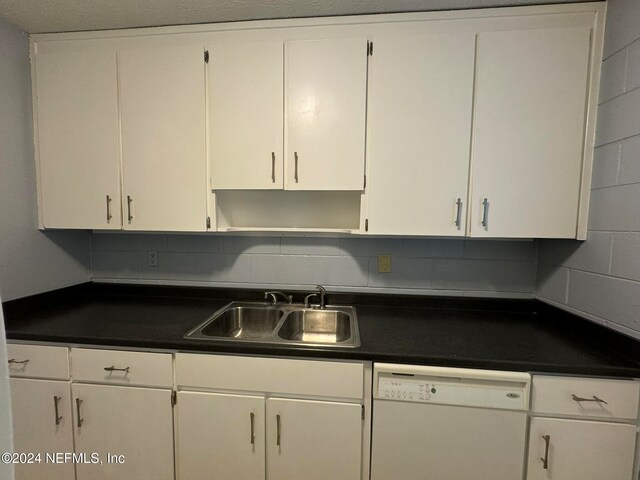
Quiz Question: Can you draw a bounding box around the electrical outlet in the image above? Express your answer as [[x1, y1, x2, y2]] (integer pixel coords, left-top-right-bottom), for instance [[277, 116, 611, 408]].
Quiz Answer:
[[378, 254, 391, 273], [148, 251, 158, 267]]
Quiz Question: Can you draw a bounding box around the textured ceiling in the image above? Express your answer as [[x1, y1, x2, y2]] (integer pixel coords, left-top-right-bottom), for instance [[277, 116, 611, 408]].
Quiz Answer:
[[0, 0, 593, 34]]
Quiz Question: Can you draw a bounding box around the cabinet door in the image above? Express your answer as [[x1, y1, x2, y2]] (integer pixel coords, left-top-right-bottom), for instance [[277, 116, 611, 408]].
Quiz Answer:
[[35, 43, 121, 229], [176, 391, 265, 480], [209, 41, 284, 189], [10, 379, 74, 480], [73, 384, 174, 480], [119, 44, 207, 231], [286, 37, 367, 190], [366, 32, 475, 235], [470, 26, 591, 238], [266, 398, 362, 480], [527, 417, 636, 480]]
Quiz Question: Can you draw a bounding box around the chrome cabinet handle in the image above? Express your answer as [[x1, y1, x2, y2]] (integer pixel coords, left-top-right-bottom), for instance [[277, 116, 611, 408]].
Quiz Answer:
[[126, 195, 133, 223], [455, 198, 463, 228], [271, 152, 276, 183], [76, 398, 84, 428], [53, 396, 62, 426], [104, 365, 130, 374], [540, 434, 550, 470], [8, 359, 29, 365], [276, 414, 281, 446], [250, 412, 255, 445], [294, 152, 299, 183], [571, 394, 608, 405], [481, 198, 489, 228]]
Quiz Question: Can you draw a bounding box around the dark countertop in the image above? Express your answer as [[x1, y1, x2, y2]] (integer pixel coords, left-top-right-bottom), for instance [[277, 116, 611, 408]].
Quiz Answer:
[[3, 283, 640, 378]]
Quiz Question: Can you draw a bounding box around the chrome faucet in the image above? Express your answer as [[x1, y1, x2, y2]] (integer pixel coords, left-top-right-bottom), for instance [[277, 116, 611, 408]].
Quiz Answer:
[[304, 285, 327, 309], [264, 291, 293, 305]]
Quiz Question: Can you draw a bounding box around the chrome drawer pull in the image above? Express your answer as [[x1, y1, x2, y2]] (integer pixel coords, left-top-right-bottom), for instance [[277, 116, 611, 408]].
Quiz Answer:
[[276, 414, 281, 446], [481, 198, 489, 228], [571, 394, 608, 405], [250, 412, 256, 445], [106, 195, 112, 222], [104, 365, 130, 374], [8, 359, 29, 365], [53, 396, 62, 426], [76, 398, 84, 428], [540, 434, 550, 469], [271, 152, 276, 183], [294, 152, 299, 183], [454, 198, 463, 228]]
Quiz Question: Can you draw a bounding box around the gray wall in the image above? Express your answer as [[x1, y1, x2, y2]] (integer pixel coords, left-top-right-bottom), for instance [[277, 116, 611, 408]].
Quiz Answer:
[[0, 17, 90, 301], [0, 297, 14, 480], [536, 0, 640, 339], [91, 234, 537, 297]]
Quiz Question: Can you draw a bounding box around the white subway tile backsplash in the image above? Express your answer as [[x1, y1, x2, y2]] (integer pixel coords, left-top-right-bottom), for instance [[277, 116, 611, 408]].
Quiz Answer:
[[193, 253, 252, 283], [402, 239, 464, 258], [251, 255, 368, 287], [599, 49, 627, 103], [591, 143, 621, 189], [568, 271, 640, 332], [629, 39, 640, 91], [339, 237, 404, 257], [222, 236, 281, 254], [463, 240, 536, 261], [368, 257, 432, 289], [281, 237, 340, 256], [432, 259, 535, 293], [588, 183, 640, 232], [619, 135, 640, 185], [603, 0, 640, 57], [536, 264, 569, 304], [91, 233, 167, 252], [611, 233, 640, 281], [91, 250, 143, 279], [596, 88, 640, 146], [166, 234, 223, 253], [142, 252, 194, 280], [537, 232, 613, 274]]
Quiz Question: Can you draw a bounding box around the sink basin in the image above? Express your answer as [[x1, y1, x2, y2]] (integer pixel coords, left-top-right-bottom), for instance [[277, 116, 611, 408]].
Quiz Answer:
[[277, 310, 351, 344], [200, 306, 282, 339], [185, 301, 360, 347]]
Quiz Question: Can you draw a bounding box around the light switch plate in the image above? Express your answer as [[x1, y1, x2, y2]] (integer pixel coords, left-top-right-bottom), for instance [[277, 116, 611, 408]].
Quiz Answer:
[[378, 254, 391, 273]]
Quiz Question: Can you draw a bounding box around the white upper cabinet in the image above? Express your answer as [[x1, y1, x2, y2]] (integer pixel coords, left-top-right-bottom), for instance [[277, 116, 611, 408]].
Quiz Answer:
[[35, 42, 121, 229], [469, 26, 592, 238], [365, 31, 476, 236], [286, 37, 368, 191], [119, 43, 207, 231], [209, 41, 284, 190]]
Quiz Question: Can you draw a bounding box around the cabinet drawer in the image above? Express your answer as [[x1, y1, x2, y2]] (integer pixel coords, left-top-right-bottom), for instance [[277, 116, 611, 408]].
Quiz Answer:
[[71, 348, 172, 388], [532, 375, 640, 420], [176, 354, 364, 400], [7, 344, 69, 380]]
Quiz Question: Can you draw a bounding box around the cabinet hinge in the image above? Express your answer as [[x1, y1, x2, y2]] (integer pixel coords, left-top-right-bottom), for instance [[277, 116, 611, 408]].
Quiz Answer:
[[367, 41, 373, 56], [171, 390, 177, 406], [204, 50, 209, 63], [365, 219, 369, 232], [361, 405, 365, 420], [206, 216, 211, 229]]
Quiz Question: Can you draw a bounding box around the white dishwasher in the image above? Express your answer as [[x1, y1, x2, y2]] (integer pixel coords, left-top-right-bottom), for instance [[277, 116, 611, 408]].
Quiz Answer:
[[371, 363, 531, 480]]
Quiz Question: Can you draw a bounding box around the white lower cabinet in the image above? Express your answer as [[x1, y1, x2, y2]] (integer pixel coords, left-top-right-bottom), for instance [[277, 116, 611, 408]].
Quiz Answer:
[[10, 378, 75, 480], [526, 417, 637, 480], [176, 393, 363, 480], [266, 397, 363, 480], [72, 383, 174, 480], [176, 392, 265, 480]]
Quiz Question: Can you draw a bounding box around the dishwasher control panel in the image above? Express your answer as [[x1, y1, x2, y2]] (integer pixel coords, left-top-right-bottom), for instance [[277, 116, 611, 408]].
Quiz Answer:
[[375, 367, 530, 411]]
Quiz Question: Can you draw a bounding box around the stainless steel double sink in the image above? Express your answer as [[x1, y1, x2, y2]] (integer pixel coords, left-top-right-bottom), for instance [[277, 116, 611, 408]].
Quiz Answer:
[[185, 302, 360, 348]]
